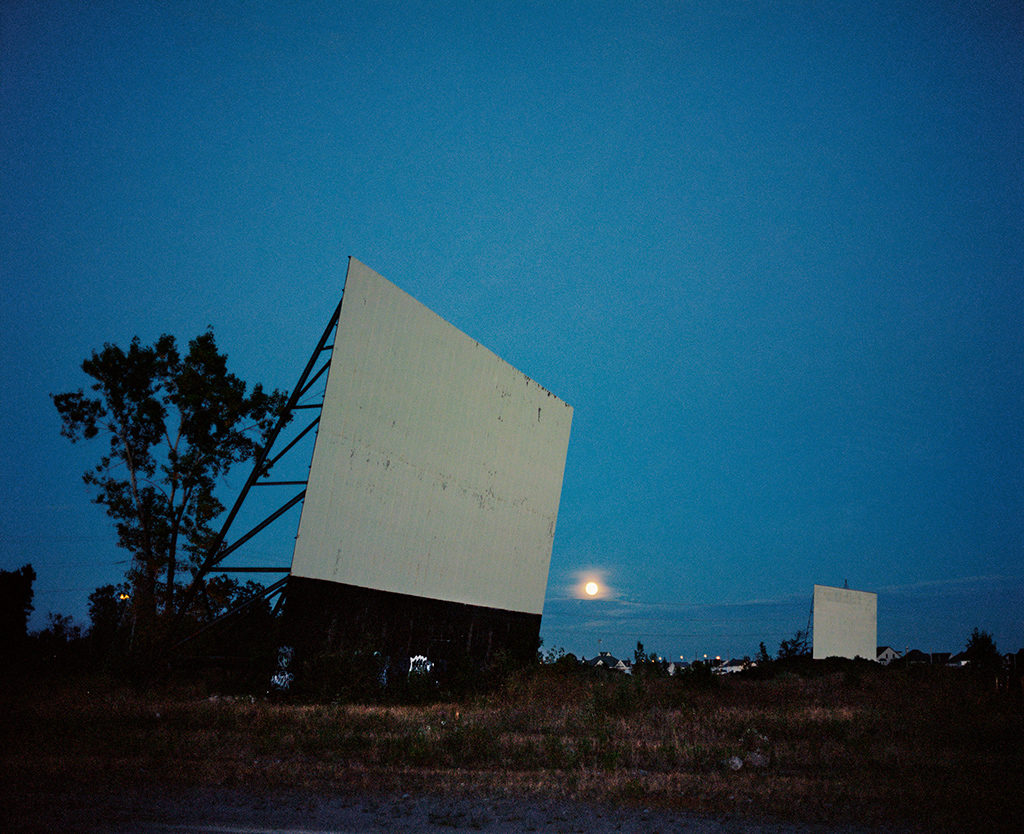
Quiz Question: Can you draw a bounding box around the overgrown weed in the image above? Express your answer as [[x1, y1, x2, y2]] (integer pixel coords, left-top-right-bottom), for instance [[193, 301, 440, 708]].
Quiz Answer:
[[4, 662, 1022, 832]]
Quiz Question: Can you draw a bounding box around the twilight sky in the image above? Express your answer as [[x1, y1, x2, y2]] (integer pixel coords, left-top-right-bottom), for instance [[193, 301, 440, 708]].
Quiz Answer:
[[2, 1, 1021, 662]]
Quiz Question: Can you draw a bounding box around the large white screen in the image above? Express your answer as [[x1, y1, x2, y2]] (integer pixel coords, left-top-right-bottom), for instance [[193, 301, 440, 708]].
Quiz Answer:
[[812, 584, 877, 660], [290, 259, 573, 615]]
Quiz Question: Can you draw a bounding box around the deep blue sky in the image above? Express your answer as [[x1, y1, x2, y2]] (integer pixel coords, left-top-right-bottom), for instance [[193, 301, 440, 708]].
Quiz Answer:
[[3, 1, 1021, 662]]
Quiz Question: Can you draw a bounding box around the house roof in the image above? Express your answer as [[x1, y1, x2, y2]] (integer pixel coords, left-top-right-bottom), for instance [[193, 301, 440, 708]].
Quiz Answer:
[[584, 651, 624, 668]]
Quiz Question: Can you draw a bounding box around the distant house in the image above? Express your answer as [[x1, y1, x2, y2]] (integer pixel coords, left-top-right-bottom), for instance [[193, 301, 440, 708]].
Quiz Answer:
[[721, 657, 750, 674], [584, 651, 629, 672], [901, 649, 931, 664], [948, 651, 970, 667], [897, 649, 961, 665], [877, 646, 901, 665], [666, 661, 690, 676]]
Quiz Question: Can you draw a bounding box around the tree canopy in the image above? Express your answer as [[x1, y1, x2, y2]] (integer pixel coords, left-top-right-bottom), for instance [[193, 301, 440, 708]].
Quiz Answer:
[[964, 627, 1001, 674], [777, 627, 810, 660], [1, 564, 36, 662], [53, 331, 289, 651]]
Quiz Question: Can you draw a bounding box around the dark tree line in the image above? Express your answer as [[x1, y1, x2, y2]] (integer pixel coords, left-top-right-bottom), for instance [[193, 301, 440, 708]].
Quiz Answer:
[[0, 564, 36, 663], [1, 562, 278, 679]]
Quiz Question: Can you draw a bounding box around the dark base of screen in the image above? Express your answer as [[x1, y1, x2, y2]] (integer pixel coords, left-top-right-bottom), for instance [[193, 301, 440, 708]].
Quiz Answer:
[[279, 575, 541, 670]]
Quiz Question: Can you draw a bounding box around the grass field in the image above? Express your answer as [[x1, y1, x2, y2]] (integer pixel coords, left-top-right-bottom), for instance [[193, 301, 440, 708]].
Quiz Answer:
[[3, 660, 1022, 832]]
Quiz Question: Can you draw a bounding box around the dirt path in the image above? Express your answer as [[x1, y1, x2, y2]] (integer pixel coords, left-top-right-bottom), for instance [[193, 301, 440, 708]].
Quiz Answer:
[[6, 785, 911, 834]]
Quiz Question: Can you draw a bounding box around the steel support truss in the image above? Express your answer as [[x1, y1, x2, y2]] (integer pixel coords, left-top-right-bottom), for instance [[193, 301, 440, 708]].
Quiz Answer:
[[167, 298, 342, 651]]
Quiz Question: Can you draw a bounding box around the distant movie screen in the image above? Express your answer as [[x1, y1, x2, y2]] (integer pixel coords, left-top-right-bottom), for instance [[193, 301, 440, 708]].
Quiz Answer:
[[813, 584, 877, 660]]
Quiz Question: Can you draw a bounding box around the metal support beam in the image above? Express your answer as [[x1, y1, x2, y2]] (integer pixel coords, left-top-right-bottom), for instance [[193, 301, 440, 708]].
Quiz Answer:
[[191, 301, 338, 577], [171, 577, 288, 651], [168, 298, 342, 645], [298, 360, 330, 399], [215, 490, 306, 562], [266, 416, 319, 469]]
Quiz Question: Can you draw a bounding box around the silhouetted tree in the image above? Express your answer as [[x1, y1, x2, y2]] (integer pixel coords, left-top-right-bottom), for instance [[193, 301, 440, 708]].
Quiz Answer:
[[31, 612, 83, 667], [964, 627, 1001, 674], [632, 640, 668, 676], [52, 331, 289, 654], [777, 628, 810, 660], [87, 583, 131, 664], [1, 564, 36, 663]]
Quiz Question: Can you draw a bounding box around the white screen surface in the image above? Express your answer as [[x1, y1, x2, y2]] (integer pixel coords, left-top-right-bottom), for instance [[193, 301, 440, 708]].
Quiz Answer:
[[290, 259, 573, 615], [812, 584, 877, 660]]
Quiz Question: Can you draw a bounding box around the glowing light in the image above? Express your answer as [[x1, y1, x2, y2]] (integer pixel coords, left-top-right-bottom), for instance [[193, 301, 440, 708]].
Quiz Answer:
[[585, 582, 599, 596]]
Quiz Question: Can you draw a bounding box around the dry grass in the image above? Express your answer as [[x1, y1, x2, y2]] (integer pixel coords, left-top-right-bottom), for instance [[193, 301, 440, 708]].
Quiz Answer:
[[3, 663, 1022, 832]]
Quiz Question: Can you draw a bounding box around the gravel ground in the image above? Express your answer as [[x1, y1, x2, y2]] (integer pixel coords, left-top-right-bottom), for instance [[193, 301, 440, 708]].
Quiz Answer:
[[4, 785, 913, 834]]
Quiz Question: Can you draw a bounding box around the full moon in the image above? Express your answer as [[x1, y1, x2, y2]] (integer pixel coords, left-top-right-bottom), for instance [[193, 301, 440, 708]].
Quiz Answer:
[[585, 582, 599, 596]]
